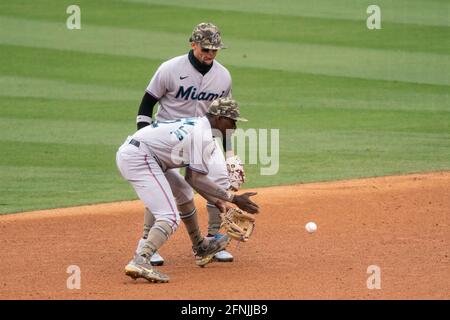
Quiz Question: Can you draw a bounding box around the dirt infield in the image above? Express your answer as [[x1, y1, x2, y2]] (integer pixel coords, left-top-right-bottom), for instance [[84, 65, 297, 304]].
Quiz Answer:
[[0, 172, 449, 300]]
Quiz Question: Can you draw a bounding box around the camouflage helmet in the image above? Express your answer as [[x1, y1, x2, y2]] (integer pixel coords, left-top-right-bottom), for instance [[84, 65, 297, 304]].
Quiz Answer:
[[189, 22, 226, 50], [208, 98, 247, 122]]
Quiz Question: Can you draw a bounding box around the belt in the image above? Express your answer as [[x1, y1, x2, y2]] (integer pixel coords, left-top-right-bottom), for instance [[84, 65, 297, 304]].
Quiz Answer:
[[129, 139, 140, 148]]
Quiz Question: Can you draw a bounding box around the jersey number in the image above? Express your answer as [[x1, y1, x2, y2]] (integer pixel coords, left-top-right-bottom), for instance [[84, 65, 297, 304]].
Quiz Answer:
[[172, 126, 188, 141]]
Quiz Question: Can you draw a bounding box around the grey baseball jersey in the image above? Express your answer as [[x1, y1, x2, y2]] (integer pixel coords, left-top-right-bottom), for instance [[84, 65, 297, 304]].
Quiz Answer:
[[116, 116, 219, 229], [130, 117, 215, 174], [146, 54, 232, 121]]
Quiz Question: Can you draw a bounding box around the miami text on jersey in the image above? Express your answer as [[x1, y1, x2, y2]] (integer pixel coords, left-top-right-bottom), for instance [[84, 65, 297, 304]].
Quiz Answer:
[[175, 85, 226, 101]]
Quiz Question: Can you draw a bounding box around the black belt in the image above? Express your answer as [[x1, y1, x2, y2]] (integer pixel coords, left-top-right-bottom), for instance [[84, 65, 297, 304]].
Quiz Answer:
[[129, 139, 140, 148]]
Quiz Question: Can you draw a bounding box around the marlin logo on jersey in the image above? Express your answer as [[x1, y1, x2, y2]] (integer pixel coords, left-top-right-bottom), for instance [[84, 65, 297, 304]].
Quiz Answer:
[[175, 85, 225, 102]]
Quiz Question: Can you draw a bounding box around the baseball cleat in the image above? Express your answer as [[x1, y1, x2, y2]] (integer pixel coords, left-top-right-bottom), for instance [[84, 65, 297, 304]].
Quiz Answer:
[[125, 255, 169, 283], [193, 234, 230, 267], [210, 234, 234, 262], [150, 251, 164, 266], [214, 250, 234, 262], [136, 239, 164, 266]]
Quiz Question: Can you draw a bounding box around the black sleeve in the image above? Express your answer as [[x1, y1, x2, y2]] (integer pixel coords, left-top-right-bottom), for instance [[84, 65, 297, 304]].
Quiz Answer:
[[223, 132, 233, 152], [137, 92, 158, 130]]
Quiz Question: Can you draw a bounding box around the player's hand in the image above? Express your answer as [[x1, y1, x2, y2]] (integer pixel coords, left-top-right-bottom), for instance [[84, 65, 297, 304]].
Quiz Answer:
[[232, 192, 259, 214], [214, 200, 231, 213]]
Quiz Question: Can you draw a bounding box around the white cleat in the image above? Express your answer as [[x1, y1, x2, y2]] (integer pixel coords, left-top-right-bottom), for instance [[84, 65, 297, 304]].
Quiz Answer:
[[208, 234, 234, 262], [150, 251, 164, 266], [214, 250, 234, 262]]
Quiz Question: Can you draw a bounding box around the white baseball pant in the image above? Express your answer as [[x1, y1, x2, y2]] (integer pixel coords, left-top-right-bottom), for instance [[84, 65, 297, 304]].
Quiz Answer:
[[116, 139, 180, 232]]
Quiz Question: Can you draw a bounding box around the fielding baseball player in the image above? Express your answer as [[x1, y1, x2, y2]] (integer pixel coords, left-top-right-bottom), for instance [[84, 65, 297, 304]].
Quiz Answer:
[[117, 98, 259, 283], [134, 22, 245, 265]]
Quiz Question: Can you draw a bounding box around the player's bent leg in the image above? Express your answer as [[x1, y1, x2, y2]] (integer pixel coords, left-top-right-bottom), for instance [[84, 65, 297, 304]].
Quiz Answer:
[[139, 219, 176, 257], [205, 141, 234, 262], [165, 168, 195, 205], [178, 200, 203, 247], [166, 169, 228, 265], [143, 207, 155, 239], [178, 200, 230, 267], [206, 204, 234, 263], [125, 218, 176, 283], [164, 151, 232, 263], [119, 153, 179, 282], [138, 208, 164, 266], [206, 203, 223, 235]]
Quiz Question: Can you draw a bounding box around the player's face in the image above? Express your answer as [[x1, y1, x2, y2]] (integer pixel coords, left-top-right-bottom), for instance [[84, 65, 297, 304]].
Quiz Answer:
[[192, 43, 218, 65]]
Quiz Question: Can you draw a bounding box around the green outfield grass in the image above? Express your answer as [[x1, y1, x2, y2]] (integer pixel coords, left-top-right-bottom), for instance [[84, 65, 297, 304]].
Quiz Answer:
[[0, 0, 449, 214]]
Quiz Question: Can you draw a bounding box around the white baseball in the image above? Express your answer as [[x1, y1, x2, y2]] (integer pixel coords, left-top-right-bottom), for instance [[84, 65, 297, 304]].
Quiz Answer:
[[305, 222, 317, 233]]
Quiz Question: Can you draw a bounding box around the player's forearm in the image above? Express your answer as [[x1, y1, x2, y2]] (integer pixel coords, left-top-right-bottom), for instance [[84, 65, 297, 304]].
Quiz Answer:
[[185, 169, 234, 203], [194, 188, 220, 205], [137, 92, 158, 129]]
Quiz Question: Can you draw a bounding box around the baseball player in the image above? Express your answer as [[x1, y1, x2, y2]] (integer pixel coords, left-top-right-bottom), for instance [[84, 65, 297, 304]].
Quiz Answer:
[[117, 98, 259, 283], [134, 22, 245, 265]]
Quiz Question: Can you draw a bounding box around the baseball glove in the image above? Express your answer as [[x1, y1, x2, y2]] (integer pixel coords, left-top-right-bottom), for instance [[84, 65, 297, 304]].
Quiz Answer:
[[226, 155, 245, 191], [221, 207, 255, 242]]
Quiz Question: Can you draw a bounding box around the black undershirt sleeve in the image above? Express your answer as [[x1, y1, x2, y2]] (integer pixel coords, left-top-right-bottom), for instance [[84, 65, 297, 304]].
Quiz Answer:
[[223, 132, 233, 152], [137, 92, 158, 130]]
